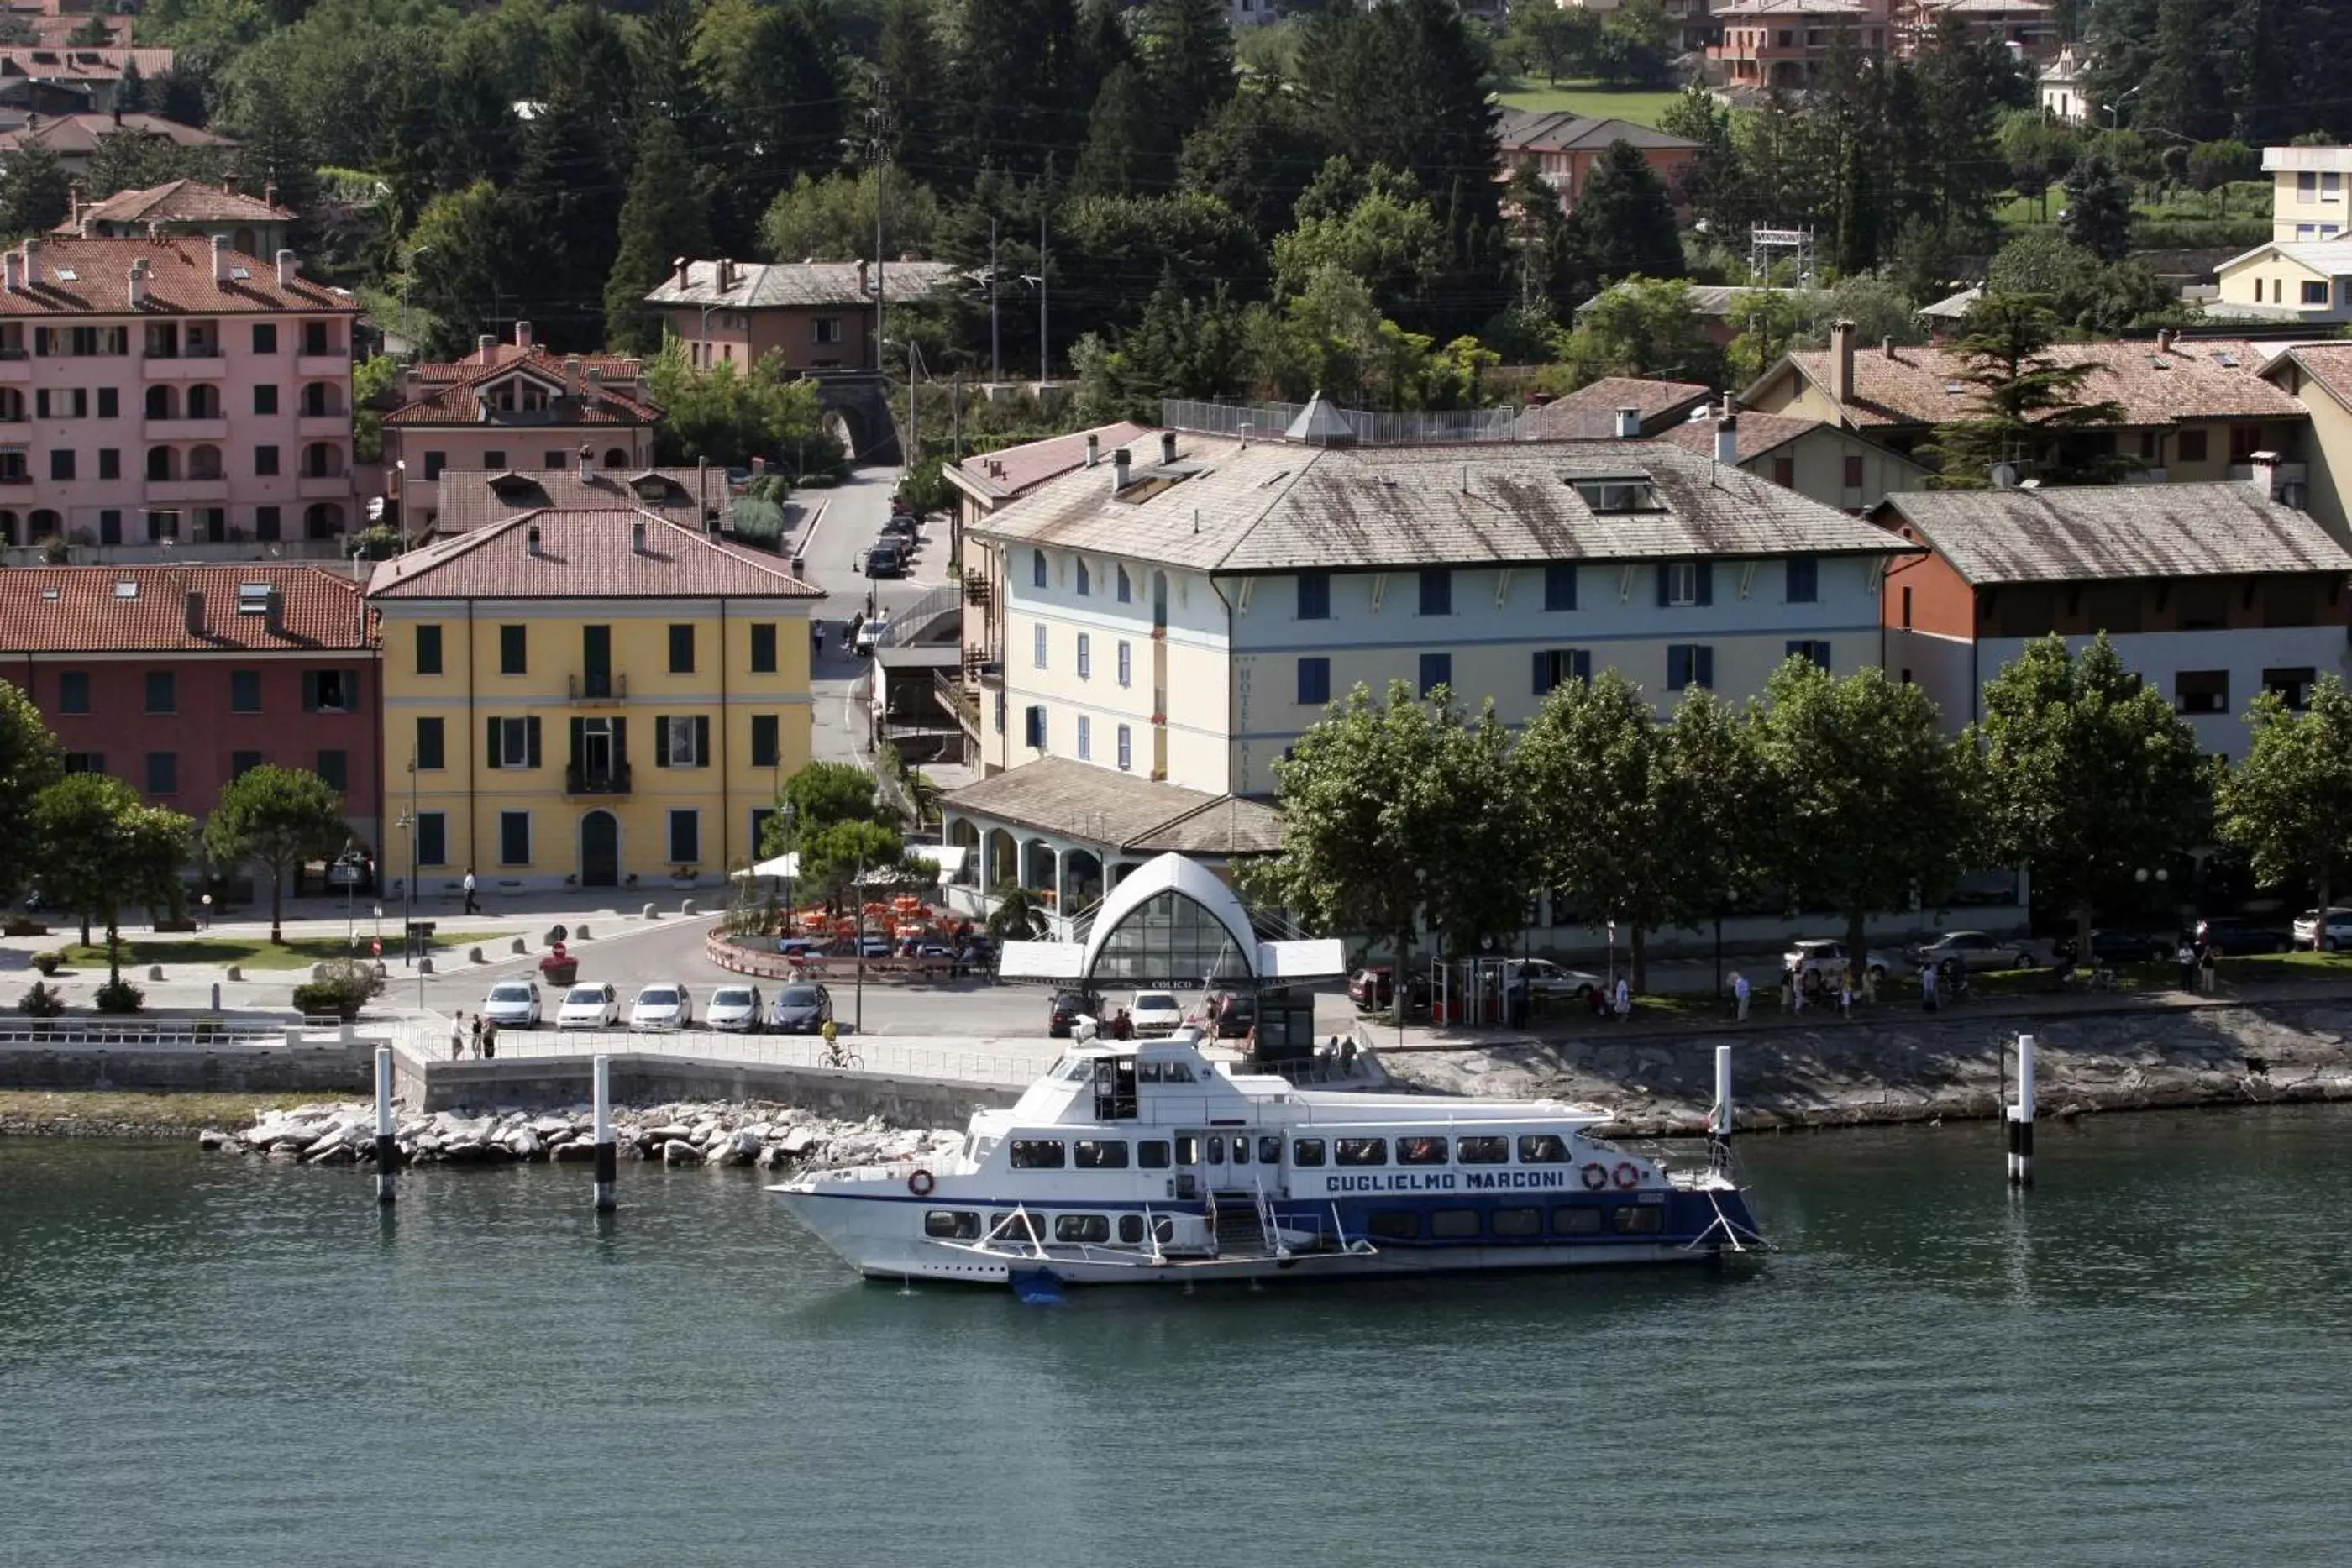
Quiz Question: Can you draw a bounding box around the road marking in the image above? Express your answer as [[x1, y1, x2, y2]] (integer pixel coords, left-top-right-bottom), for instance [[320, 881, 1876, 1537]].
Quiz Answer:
[[795, 498, 829, 563]]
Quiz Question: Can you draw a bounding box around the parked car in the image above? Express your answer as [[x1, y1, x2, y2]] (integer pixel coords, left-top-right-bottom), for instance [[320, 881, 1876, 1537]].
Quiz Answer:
[[1129, 990, 1186, 1037], [853, 614, 889, 655], [2052, 929, 2173, 968], [769, 983, 833, 1033], [1203, 990, 1256, 1039], [880, 514, 918, 540], [628, 983, 692, 1031], [863, 543, 905, 579], [2188, 916, 2294, 955], [706, 984, 762, 1032], [1349, 967, 1394, 1010], [1501, 957, 1604, 1001], [2293, 907, 2352, 951], [480, 979, 541, 1030], [775, 936, 824, 959], [1047, 989, 1098, 1038], [1908, 931, 2037, 973], [1782, 939, 1900, 981], [556, 982, 620, 1030]]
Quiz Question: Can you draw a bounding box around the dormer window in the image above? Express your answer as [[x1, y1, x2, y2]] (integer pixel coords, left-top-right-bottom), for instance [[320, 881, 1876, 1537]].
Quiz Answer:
[[1568, 476, 1663, 512]]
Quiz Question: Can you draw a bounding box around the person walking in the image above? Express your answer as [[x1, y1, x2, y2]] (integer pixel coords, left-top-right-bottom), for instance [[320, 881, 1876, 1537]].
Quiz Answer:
[[2176, 938, 2197, 994], [1612, 975, 1631, 1023], [1732, 970, 1751, 1022], [462, 868, 481, 915], [480, 1019, 497, 1061], [2199, 941, 2219, 995], [450, 1012, 465, 1061], [469, 1013, 484, 1059], [1921, 962, 1939, 1013], [1837, 968, 1854, 1019]]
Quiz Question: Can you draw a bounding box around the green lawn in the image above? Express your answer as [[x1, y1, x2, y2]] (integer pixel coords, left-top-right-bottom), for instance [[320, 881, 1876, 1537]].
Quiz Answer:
[[1499, 81, 1686, 132], [52, 932, 500, 971]]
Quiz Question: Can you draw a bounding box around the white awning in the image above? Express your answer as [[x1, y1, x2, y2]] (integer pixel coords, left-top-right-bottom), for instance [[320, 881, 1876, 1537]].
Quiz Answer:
[[733, 852, 799, 879], [996, 940, 1085, 981], [1257, 938, 1347, 980]]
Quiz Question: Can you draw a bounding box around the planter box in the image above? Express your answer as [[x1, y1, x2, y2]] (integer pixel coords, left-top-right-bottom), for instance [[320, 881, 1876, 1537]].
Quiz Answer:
[[539, 962, 579, 987], [152, 919, 198, 933], [6, 920, 50, 936]]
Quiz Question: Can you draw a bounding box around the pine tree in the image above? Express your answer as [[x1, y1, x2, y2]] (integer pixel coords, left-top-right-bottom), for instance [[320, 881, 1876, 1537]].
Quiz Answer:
[[0, 142, 71, 239], [606, 118, 711, 354], [1923, 292, 2131, 487], [113, 59, 147, 115], [225, 77, 318, 231], [1911, 17, 2005, 248], [513, 81, 630, 348], [1072, 63, 1166, 196], [1566, 139, 1684, 291], [1140, 0, 1234, 152], [877, 0, 950, 186], [2060, 150, 2133, 261], [1178, 85, 1334, 244], [2140, 0, 2229, 143], [951, 0, 1086, 181]]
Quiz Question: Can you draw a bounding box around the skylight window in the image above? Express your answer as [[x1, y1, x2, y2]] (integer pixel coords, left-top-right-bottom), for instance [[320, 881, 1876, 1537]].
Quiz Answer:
[[230, 266, 250, 281], [55, 267, 76, 282], [1568, 476, 1664, 512], [40, 587, 60, 600], [113, 579, 138, 599], [236, 583, 272, 614]]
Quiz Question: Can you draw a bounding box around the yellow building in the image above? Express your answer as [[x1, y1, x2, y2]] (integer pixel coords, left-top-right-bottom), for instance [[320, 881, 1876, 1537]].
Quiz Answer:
[[366, 508, 820, 894]]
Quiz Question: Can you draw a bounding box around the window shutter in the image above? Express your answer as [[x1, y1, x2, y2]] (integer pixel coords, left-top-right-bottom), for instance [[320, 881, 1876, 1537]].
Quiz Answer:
[[1532, 650, 1552, 696], [568, 717, 584, 768], [302, 671, 318, 711], [525, 716, 542, 768], [1656, 564, 1671, 607], [1572, 650, 1592, 684], [1696, 562, 1714, 606], [1698, 647, 1714, 688], [346, 668, 362, 709], [612, 717, 627, 764], [485, 717, 500, 769], [694, 715, 711, 766], [654, 716, 671, 767]]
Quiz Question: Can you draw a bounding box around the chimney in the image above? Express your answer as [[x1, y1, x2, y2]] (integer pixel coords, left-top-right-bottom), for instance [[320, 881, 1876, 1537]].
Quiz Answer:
[[274, 248, 296, 287], [263, 181, 276, 209], [1084, 433, 1100, 468], [1159, 431, 1177, 465], [209, 232, 226, 283], [1614, 406, 1641, 438], [696, 456, 709, 517], [526, 523, 543, 557], [2250, 449, 2280, 500], [1720, 391, 1740, 417], [1882, 336, 1895, 359], [564, 353, 581, 398], [1714, 415, 1739, 466], [717, 258, 733, 291], [127, 257, 146, 307], [475, 333, 494, 359], [66, 181, 78, 230], [1829, 319, 1856, 408], [515, 320, 533, 349], [264, 588, 281, 636], [856, 258, 869, 296], [1110, 447, 1133, 496], [750, 455, 766, 475], [23, 237, 42, 281], [631, 520, 647, 554], [579, 443, 594, 483], [2157, 328, 2176, 354], [182, 587, 203, 635], [4, 250, 20, 293]]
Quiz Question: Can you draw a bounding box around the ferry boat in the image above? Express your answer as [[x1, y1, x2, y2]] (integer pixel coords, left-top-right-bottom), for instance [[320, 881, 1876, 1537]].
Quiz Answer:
[[768, 1030, 1765, 1288]]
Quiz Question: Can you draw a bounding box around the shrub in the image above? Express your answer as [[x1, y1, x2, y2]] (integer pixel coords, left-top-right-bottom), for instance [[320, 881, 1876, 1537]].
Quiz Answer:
[[29, 950, 61, 976], [93, 977, 144, 1014], [293, 957, 380, 1020], [18, 980, 64, 1017], [344, 524, 402, 561]]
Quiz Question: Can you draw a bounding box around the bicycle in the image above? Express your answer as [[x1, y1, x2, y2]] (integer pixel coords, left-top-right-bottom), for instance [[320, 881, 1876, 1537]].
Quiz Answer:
[[818, 1039, 863, 1070]]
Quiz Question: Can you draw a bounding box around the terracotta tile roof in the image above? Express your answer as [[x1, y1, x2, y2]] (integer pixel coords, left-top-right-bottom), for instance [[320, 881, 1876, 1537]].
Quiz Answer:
[[0, 564, 374, 653], [385, 349, 661, 429], [1877, 483, 2352, 585], [431, 466, 727, 533], [366, 509, 822, 600], [1768, 337, 2302, 428], [62, 179, 292, 232], [2261, 343, 2352, 410], [949, 422, 1156, 505], [645, 258, 961, 311], [1514, 377, 1712, 438], [0, 45, 175, 82], [0, 112, 221, 160], [942, 756, 1282, 855], [0, 233, 352, 316], [973, 434, 1919, 574], [417, 340, 643, 383]]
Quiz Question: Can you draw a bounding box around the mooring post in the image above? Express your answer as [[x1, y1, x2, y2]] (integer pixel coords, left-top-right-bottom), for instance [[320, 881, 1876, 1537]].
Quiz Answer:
[[2007, 1033, 2035, 1188], [593, 1053, 617, 1213], [373, 1046, 396, 1205], [1709, 1044, 1734, 1168]]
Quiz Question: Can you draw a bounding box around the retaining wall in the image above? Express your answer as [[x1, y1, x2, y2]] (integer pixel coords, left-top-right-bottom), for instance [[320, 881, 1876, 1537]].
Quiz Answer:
[[410, 1053, 1019, 1124], [0, 1041, 377, 1094]]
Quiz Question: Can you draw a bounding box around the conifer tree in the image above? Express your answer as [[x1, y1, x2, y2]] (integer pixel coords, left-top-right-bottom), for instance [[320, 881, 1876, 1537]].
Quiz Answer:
[[1923, 292, 2130, 487], [1140, 0, 1234, 152], [1567, 140, 1684, 291], [877, 0, 950, 186], [606, 118, 711, 354]]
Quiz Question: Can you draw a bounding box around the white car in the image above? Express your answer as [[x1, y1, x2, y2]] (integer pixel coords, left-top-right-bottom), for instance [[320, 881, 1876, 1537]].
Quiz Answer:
[[706, 984, 762, 1033], [2293, 908, 2352, 951], [853, 613, 890, 655], [1502, 958, 1603, 1001], [629, 983, 692, 1031], [1782, 939, 1901, 981], [1909, 930, 2037, 973], [480, 980, 541, 1030], [555, 982, 620, 1030], [1129, 990, 1185, 1037]]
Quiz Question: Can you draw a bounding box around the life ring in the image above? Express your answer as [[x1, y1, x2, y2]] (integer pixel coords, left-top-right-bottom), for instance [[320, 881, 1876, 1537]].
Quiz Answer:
[[907, 1168, 935, 1197], [1579, 1162, 1609, 1191], [1612, 1161, 1640, 1190]]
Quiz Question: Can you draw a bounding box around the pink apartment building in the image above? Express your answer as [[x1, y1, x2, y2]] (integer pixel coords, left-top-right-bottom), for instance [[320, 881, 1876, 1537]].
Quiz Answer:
[[381, 321, 660, 532], [0, 233, 359, 550]]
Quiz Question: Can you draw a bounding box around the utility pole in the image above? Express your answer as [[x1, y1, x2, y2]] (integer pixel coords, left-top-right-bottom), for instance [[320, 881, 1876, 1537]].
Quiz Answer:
[[1037, 212, 1049, 387], [989, 218, 1000, 386], [869, 75, 890, 375]]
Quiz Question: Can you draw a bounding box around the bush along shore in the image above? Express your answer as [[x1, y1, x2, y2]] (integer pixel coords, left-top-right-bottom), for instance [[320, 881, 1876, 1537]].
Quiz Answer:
[[198, 1100, 960, 1172]]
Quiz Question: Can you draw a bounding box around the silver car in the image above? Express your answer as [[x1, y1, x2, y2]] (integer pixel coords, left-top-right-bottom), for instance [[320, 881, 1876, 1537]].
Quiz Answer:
[[1909, 931, 2037, 973], [706, 984, 762, 1033], [480, 980, 541, 1030]]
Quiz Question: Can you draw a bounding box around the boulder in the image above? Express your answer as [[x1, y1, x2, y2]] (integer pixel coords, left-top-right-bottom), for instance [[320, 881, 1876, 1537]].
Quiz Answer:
[[505, 1129, 543, 1159], [778, 1125, 822, 1156], [661, 1138, 702, 1166], [644, 1124, 694, 1143], [550, 1140, 599, 1162], [197, 1128, 227, 1151], [308, 1143, 357, 1165], [529, 1116, 573, 1137], [712, 1129, 762, 1166]]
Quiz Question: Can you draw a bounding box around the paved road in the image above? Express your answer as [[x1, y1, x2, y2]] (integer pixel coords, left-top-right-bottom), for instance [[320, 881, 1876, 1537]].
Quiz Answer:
[[794, 463, 950, 767]]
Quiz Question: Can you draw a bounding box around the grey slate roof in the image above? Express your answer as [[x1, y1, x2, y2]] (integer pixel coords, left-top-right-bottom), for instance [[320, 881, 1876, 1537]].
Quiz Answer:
[[942, 757, 1282, 855], [1876, 483, 2352, 585], [644, 259, 960, 310], [1497, 109, 1701, 155], [971, 434, 1919, 574]]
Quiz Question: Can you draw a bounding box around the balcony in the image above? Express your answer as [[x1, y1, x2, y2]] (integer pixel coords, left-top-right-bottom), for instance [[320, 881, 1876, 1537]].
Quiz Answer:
[[145, 476, 229, 504], [297, 471, 351, 499], [144, 417, 228, 442], [0, 354, 29, 384], [144, 352, 223, 380], [297, 353, 350, 379], [564, 762, 632, 796], [297, 413, 349, 439], [567, 673, 628, 702]]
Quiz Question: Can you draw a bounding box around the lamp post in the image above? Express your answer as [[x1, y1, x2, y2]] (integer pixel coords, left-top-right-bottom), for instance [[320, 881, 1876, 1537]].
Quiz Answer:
[[853, 850, 866, 1036], [780, 799, 797, 922]]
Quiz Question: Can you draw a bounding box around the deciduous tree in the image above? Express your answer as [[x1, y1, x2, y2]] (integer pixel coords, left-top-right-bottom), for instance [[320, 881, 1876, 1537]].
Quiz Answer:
[[2218, 678, 2352, 938], [0, 680, 60, 905], [34, 775, 192, 981], [202, 765, 349, 945]]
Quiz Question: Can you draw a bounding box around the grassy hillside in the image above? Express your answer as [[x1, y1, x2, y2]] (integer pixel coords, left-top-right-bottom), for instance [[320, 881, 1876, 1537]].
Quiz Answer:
[[1498, 81, 1685, 131]]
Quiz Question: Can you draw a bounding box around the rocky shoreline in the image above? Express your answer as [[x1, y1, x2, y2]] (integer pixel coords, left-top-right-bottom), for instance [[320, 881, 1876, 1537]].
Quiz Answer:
[[198, 1100, 959, 1172]]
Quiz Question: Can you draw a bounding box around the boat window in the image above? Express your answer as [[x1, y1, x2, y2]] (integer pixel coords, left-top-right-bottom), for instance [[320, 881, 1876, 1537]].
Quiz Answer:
[[1163, 1062, 1195, 1083], [1058, 1057, 1092, 1082], [1366, 1211, 1420, 1240], [1206, 1135, 1225, 1164], [1137, 1060, 1162, 1083], [1117, 1214, 1146, 1245], [1055, 1214, 1111, 1243], [1551, 1205, 1602, 1235], [1397, 1135, 1448, 1166], [1613, 1204, 1664, 1235], [1175, 1135, 1199, 1164], [1292, 1138, 1326, 1167], [1009, 1139, 1067, 1169], [1490, 1207, 1542, 1237], [1457, 1135, 1509, 1164], [1258, 1135, 1282, 1164], [1138, 1140, 1172, 1168], [1519, 1134, 1570, 1164], [1335, 1137, 1387, 1166], [990, 1212, 1043, 1243], [1074, 1139, 1129, 1169], [1153, 1216, 1176, 1243], [923, 1210, 980, 1240], [1430, 1209, 1480, 1240], [1231, 1136, 1251, 1166]]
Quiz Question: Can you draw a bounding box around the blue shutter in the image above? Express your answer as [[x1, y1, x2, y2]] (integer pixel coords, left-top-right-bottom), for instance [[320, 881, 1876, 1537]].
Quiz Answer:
[[1545, 564, 1577, 611], [1696, 561, 1714, 606], [1532, 650, 1552, 695], [1656, 564, 1672, 606], [1572, 650, 1592, 684], [1697, 647, 1714, 688]]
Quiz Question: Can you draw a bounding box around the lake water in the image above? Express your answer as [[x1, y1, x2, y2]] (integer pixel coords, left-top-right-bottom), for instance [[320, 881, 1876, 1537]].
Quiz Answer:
[[4, 1107, 2349, 1567]]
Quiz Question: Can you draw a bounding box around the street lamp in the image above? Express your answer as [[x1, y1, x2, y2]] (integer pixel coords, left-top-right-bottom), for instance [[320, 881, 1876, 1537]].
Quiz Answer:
[[2102, 83, 2143, 131]]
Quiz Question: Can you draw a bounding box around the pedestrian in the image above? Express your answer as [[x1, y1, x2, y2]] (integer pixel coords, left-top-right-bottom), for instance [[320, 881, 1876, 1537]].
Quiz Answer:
[[1792, 969, 1806, 1015], [481, 1019, 497, 1060], [1838, 969, 1853, 1019], [449, 1012, 465, 1061], [1732, 970, 1751, 1022], [469, 1012, 483, 1058], [1780, 965, 1795, 1014], [1612, 975, 1631, 1023], [1339, 1036, 1358, 1076], [1921, 962, 1939, 1013], [462, 867, 481, 915], [1862, 963, 1879, 1006], [2176, 938, 2197, 993], [2200, 941, 2219, 995]]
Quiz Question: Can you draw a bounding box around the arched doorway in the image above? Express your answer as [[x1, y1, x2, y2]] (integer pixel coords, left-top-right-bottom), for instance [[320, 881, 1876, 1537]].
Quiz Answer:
[[580, 810, 620, 887]]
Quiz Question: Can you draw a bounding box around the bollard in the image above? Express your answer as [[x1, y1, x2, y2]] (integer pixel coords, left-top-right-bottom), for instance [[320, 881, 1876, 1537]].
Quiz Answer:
[[469, 947, 484, 963], [510, 936, 528, 955], [2007, 1032, 2036, 1188], [575, 922, 591, 941], [418, 956, 434, 975], [210, 981, 221, 1011], [680, 899, 697, 917], [643, 903, 658, 920], [147, 964, 164, 981], [226, 965, 242, 982], [1709, 1044, 1734, 1151], [374, 1046, 397, 1205], [593, 1053, 617, 1213]]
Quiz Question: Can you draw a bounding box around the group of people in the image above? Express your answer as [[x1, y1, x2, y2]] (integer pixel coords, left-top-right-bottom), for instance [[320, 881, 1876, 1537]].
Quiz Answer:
[[449, 1011, 500, 1060], [2176, 931, 2223, 994]]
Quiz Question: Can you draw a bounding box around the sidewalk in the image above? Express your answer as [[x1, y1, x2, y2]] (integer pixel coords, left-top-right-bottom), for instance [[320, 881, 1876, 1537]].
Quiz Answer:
[[0, 885, 707, 952]]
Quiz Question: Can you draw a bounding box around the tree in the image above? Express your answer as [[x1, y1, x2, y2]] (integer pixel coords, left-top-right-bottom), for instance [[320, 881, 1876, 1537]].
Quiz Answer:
[[69, 14, 116, 46], [1657, 83, 1748, 238], [1593, 0, 1677, 87], [606, 118, 711, 355], [0, 142, 72, 240], [696, 0, 846, 249], [948, 0, 1086, 182], [795, 817, 917, 913], [1177, 85, 1332, 244], [1565, 139, 1685, 290], [876, 0, 951, 186], [402, 182, 534, 361], [33, 775, 192, 983], [2218, 678, 2352, 936], [767, 760, 901, 855], [1553, 276, 1719, 387], [985, 881, 1050, 942], [2059, 149, 2134, 263], [761, 167, 942, 265], [1973, 635, 2214, 962], [1273, 165, 1446, 312], [1502, 2, 1596, 85], [645, 343, 832, 469], [1923, 292, 2130, 486], [1139, 0, 1235, 150], [1072, 62, 1168, 197], [1750, 658, 1974, 962], [0, 680, 60, 905], [202, 765, 349, 945]]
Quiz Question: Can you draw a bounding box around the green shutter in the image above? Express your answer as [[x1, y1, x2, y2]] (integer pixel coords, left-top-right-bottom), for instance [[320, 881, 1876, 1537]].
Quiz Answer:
[[654, 716, 670, 767], [694, 715, 710, 766], [485, 717, 500, 769]]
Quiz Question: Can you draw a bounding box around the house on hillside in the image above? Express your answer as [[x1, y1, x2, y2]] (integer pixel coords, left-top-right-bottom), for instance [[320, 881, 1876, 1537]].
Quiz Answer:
[[643, 257, 961, 375], [0, 111, 233, 179], [1496, 109, 1700, 213], [60, 180, 295, 254]]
